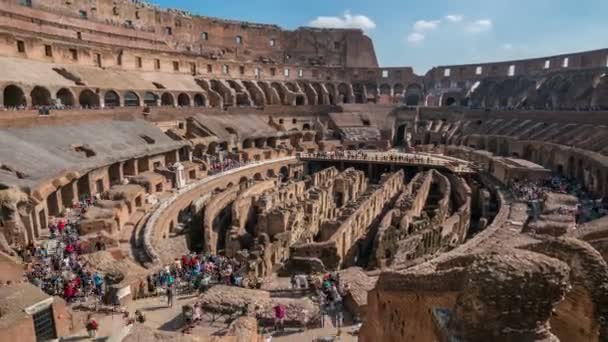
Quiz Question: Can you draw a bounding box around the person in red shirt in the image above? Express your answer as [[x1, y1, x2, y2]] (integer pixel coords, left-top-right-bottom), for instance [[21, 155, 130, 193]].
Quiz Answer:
[[273, 304, 286, 332], [86, 314, 99, 338]]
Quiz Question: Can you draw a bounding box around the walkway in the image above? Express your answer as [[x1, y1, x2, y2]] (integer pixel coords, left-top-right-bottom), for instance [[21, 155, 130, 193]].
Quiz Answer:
[[299, 151, 474, 174]]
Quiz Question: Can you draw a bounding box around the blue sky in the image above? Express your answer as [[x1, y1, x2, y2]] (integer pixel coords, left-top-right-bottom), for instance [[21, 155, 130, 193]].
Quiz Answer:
[[155, 0, 608, 74]]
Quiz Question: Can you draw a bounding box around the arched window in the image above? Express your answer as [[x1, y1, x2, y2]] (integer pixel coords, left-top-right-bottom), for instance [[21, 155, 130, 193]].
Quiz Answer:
[[144, 92, 158, 107], [56, 88, 74, 107], [104, 90, 120, 107], [30, 86, 52, 106], [123, 91, 139, 107], [177, 93, 190, 106], [78, 89, 99, 108], [161, 93, 174, 106], [3, 85, 26, 108], [193, 94, 206, 107]]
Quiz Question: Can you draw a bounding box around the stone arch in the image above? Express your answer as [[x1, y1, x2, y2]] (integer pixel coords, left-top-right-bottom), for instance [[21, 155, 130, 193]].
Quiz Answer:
[[296, 95, 306, 106], [78, 89, 99, 108], [104, 90, 120, 107], [353, 84, 366, 103], [338, 83, 351, 103], [379, 83, 391, 96], [143, 92, 158, 107], [405, 84, 423, 106], [271, 82, 286, 104], [123, 91, 140, 107], [285, 82, 298, 93], [393, 83, 405, 97], [266, 169, 276, 178], [177, 93, 190, 106], [242, 138, 254, 149], [210, 79, 234, 106], [193, 93, 206, 107], [3, 84, 26, 107], [325, 83, 337, 104], [254, 173, 263, 181], [299, 82, 317, 105], [56, 88, 75, 107], [257, 82, 278, 105], [161, 92, 174, 106], [207, 141, 218, 155], [279, 166, 289, 181], [242, 81, 265, 106], [31, 86, 52, 106], [366, 83, 378, 101]]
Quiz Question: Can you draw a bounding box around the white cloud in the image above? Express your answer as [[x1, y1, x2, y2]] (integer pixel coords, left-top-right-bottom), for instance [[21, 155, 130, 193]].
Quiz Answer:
[[466, 19, 493, 33], [407, 32, 425, 45], [308, 11, 376, 31], [444, 14, 464, 23], [502, 43, 513, 50], [413, 19, 441, 32]]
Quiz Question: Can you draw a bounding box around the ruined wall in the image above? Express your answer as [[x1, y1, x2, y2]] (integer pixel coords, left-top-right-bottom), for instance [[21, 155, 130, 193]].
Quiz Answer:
[[202, 186, 239, 254], [291, 170, 404, 269], [373, 171, 432, 267]]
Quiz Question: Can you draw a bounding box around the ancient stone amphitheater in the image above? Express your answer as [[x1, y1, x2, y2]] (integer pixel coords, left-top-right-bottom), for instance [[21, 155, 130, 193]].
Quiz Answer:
[[0, 1, 607, 341]]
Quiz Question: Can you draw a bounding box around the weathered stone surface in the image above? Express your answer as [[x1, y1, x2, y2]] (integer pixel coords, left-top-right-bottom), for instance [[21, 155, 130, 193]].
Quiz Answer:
[[200, 285, 319, 327]]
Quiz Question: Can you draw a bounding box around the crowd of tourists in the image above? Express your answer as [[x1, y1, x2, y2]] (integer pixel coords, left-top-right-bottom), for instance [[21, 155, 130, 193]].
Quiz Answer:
[[291, 272, 350, 329], [23, 197, 109, 304], [136, 252, 249, 303], [510, 175, 607, 223], [305, 150, 436, 165]]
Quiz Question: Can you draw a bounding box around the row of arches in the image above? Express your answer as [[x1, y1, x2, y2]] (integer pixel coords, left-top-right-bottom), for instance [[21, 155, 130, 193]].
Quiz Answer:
[[2, 81, 427, 109], [1, 84, 207, 109]]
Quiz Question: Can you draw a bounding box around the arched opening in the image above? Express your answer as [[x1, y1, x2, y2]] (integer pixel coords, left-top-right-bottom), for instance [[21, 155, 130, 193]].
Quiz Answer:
[[393, 84, 405, 97], [243, 139, 254, 149], [271, 82, 285, 104], [79, 89, 99, 108], [3, 85, 26, 108], [353, 84, 365, 104], [279, 166, 289, 182], [161, 92, 174, 106], [365, 83, 378, 102], [266, 169, 276, 178], [296, 95, 305, 105], [56, 88, 74, 107], [143, 92, 158, 107], [445, 97, 456, 106], [207, 142, 218, 155], [193, 94, 206, 107], [30, 86, 52, 106], [379, 84, 391, 96], [239, 176, 248, 190], [123, 91, 139, 107], [396, 124, 408, 146], [104, 91, 120, 107], [285, 82, 298, 92], [338, 83, 350, 103], [254, 173, 263, 181], [406, 94, 420, 106], [177, 93, 190, 107], [405, 84, 423, 106], [303, 123, 311, 130]]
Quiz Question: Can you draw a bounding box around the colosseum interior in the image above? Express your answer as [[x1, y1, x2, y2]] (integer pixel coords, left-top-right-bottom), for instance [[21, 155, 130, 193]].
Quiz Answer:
[[0, 0, 607, 341]]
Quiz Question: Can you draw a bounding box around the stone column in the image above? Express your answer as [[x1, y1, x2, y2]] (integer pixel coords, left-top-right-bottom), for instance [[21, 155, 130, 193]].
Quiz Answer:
[[174, 162, 186, 189]]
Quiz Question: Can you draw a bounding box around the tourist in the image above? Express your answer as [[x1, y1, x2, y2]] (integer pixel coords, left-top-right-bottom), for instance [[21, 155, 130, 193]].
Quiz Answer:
[[273, 303, 286, 332], [86, 314, 99, 338], [166, 285, 174, 308]]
